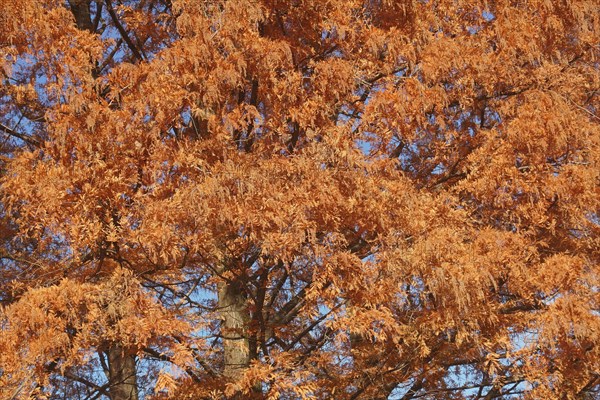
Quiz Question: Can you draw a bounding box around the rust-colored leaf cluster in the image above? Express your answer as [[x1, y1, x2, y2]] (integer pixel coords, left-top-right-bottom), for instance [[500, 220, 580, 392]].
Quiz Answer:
[[0, 0, 598, 399]]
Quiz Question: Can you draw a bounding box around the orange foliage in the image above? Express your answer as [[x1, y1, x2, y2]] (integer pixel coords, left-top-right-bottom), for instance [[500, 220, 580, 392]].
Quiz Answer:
[[0, 0, 599, 399]]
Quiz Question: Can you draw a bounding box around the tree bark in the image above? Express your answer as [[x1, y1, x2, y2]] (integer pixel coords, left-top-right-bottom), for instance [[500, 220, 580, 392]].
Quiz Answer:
[[218, 279, 251, 380], [107, 345, 139, 400], [67, 0, 94, 32]]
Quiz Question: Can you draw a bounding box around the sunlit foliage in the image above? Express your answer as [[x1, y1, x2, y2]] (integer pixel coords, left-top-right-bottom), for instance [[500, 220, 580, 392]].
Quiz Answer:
[[0, 0, 599, 399]]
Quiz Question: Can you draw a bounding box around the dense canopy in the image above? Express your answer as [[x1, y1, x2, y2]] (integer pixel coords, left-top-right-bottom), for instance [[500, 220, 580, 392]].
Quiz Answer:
[[0, 0, 599, 399]]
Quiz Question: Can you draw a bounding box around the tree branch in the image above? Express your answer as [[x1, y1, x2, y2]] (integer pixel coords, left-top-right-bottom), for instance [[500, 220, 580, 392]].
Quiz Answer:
[[0, 123, 40, 146], [105, 0, 144, 62]]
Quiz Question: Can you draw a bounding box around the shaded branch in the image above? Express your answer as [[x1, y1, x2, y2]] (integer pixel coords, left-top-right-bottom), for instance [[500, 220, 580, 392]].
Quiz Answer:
[[105, 0, 144, 62], [0, 123, 40, 146]]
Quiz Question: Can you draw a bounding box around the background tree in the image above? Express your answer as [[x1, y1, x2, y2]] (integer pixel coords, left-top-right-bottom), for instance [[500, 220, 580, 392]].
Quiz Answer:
[[0, 0, 599, 399]]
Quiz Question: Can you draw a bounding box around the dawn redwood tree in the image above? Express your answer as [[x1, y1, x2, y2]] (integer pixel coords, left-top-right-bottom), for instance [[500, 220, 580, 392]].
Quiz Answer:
[[0, 0, 599, 399]]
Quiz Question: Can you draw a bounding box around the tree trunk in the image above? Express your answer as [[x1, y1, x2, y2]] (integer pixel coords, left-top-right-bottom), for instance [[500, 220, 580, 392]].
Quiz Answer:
[[67, 0, 94, 32], [107, 345, 139, 400], [218, 279, 251, 380]]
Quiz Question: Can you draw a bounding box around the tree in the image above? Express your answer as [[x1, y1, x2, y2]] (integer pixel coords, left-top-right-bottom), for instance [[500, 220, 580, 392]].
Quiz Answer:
[[0, 0, 599, 399]]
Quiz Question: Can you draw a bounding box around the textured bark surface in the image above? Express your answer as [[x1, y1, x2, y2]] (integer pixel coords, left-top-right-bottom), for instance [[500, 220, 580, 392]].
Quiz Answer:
[[218, 279, 251, 380], [67, 0, 93, 31], [108, 345, 139, 400]]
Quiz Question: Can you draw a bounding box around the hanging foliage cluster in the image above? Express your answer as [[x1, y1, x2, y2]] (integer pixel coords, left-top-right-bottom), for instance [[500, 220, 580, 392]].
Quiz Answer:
[[0, 0, 599, 399]]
